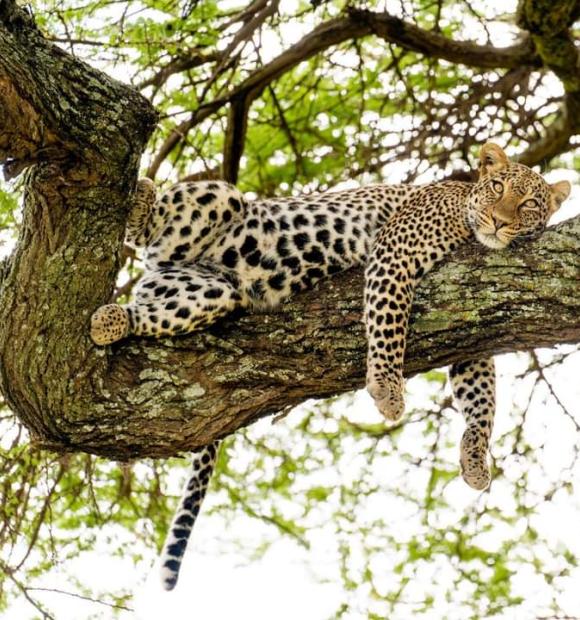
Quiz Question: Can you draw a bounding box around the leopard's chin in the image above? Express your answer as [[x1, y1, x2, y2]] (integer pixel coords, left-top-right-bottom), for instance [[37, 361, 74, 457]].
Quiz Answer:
[[475, 230, 509, 250]]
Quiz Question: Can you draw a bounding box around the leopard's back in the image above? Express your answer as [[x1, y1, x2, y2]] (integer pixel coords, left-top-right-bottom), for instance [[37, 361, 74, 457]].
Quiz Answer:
[[144, 182, 414, 308]]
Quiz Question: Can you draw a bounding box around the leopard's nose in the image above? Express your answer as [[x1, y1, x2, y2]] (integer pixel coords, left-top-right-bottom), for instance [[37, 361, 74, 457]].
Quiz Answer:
[[491, 214, 506, 230]]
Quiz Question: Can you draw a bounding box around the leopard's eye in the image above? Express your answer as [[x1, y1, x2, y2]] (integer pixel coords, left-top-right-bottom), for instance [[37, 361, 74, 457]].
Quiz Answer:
[[520, 198, 539, 210], [491, 180, 503, 194]]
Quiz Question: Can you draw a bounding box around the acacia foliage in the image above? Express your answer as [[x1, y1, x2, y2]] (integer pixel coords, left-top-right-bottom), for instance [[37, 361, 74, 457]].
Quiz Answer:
[[0, 0, 579, 618], [29, 0, 580, 188]]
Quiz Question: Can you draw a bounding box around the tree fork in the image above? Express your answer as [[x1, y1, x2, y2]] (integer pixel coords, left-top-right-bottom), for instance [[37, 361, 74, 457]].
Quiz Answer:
[[0, 1, 579, 462]]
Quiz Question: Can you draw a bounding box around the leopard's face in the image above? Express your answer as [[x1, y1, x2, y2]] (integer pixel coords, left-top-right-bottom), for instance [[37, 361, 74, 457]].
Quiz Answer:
[[468, 165, 557, 249], [466, 144, 570, 250]]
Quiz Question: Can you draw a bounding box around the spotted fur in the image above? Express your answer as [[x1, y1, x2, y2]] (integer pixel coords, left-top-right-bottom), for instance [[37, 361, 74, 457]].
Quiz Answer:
[[90, 143, 569, 589], [449, 359, 496, 490]]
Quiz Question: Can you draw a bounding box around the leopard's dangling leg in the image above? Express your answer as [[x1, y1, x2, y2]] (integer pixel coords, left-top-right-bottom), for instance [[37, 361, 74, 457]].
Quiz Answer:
[[364, 238, 412, 422], [449, 358, 496, 490], [363, 192, 472, 423], [160, 440, 221, 591]]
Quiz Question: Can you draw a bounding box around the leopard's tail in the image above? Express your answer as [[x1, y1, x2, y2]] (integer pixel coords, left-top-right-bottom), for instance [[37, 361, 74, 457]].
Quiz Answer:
[[159, 440, 221, 590]]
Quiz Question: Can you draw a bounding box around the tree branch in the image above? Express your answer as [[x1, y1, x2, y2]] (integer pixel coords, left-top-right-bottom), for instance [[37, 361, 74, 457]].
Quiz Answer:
[[516, 0, 580, 164], [0, 0, 156, 172], [136, 49, 221, 93], [348, 8, 539, 69], [147, 7, 541, 178], [222, 92, 255, 184], [0, 0, 156, 447], [17, 216, 580, 460]]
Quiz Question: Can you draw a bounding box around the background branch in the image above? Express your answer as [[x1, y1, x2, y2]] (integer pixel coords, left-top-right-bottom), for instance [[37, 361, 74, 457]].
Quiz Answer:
[[146, 4, 547, 179]]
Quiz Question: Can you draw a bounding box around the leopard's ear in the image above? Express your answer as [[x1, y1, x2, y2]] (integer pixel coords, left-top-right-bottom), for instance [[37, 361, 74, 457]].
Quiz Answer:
[[478, 142, 509, 179], [549, 180, 571, 214]]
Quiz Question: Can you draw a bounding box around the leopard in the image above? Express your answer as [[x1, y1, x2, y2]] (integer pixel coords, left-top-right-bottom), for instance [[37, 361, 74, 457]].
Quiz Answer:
[[90, 143, 570, 590]]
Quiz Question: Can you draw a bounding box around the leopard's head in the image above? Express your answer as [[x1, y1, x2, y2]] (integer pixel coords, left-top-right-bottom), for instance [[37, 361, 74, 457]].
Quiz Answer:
[[467, 143, 570, 249]]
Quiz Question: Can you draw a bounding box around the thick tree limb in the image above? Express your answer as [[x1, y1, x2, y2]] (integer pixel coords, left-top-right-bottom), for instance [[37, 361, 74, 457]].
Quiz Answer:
[[0, 0, 155, 174], [4, 213, 580, 460], [0, 1, 156, 442]]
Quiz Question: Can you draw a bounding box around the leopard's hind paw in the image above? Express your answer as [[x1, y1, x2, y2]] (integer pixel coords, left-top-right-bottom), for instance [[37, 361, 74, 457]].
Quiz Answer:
[[367, 375, 405, 421], [90, 304, 129, 345]]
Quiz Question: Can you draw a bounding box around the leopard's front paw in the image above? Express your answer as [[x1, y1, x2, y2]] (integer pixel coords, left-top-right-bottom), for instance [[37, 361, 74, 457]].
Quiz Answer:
[[460, 426, 491, 490], [367, 375, 405, 421], [90, 304, 130, 345]]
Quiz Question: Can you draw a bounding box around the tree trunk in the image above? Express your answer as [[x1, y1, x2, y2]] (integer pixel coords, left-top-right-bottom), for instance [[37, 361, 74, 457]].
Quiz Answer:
[[0, 0, 157, 446], [0, 0, 578, 461]]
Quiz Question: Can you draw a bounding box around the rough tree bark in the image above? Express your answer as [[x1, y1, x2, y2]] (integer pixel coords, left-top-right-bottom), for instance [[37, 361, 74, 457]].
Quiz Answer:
[[0, 0, 578, 461]]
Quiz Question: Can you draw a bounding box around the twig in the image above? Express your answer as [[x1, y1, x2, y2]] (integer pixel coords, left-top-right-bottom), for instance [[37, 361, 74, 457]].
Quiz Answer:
[[27, 587, 134, 612], [529, 351, 580, 432], [0, 560, 57, 620]]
